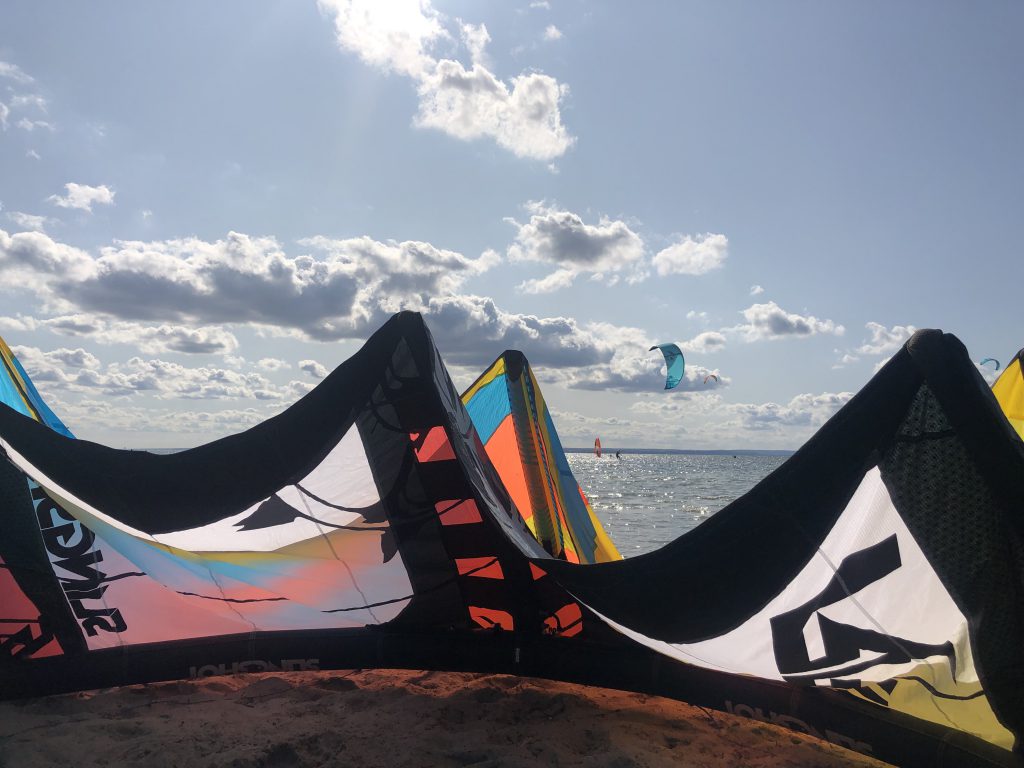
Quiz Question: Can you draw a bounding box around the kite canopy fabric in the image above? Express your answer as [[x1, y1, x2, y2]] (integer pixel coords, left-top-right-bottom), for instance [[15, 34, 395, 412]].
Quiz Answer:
[[993, 348, 1024, 440], [1, 314, 1024, 768], [648, 343, 685, 390], [0, 336, 73, 438], [461, 351, 621, 564]]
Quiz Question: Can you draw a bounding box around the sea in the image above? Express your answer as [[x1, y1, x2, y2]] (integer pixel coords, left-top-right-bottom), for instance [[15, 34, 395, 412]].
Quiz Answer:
[[566, 453, 788, 558]]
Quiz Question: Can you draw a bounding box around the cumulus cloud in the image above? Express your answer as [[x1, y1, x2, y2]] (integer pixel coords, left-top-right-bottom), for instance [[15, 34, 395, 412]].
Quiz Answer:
[[257, 357, 291, 371], [47, 183, 115, 212], [750, 284, 764, 296], [422, 294, 617, 368], [0, 229, 499, 341], [543, 25, 563, 40], [856, 322, 917, 355], [0, 228, 641, 373], [49, 396, 269, 436], [507, 202, 644, 291], [13, 345, 301, 401], [680, 331, 727, 354], [727, 392, 853, 431], [0, 315, 38, 333], [832, 352, 860, 369], [42, 314, 240, 355], [652, 233, 727, 276], [546, 409, 642, 442], [416, 62, 574, 161], [729, 302, 844, 342], [5, 212, 51, 232], [523, 321, 728, 393], [461, 22, 490, 66], [0, 103, 8, 130], [300, 359, 329, 379], [318, 0, 574, 161]]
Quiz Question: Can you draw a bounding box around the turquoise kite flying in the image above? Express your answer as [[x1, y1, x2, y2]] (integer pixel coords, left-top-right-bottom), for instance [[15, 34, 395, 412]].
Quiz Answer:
[[649, 343, 685, 390]]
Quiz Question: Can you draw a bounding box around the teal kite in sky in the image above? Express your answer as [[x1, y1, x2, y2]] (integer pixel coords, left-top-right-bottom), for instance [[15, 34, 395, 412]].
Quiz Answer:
[[649, 343, 685, 390]]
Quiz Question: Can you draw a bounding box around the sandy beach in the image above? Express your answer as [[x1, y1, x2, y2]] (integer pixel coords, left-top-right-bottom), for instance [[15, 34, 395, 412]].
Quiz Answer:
[[0, 669, 894, 768]]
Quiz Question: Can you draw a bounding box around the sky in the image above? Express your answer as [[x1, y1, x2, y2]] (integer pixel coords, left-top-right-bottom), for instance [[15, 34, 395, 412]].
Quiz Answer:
[[0, 1, 1020, 450]]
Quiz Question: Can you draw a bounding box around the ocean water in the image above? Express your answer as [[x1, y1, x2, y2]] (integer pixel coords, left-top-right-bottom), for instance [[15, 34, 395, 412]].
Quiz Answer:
[[566, 453, 788, 558]]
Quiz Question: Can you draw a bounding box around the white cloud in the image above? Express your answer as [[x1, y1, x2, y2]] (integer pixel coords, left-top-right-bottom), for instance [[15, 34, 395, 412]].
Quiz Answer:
[[257, 357, 291, 371], [43, 314, 240, 355], [652, 233, 728, 276], [317, 0, 446, 79], [727, 391, 854, 431], [460, 22, 490, 66], [729, 301, 844, 342], [546, 409, 643, 442], [507, 202, 644, 291], [543, 25, 563, 41], [856, 322, 917, 355], [531, 322, 729, 393], [318, 0, 574, 161], [832, 352, 860, 369], [49, 396, 270, 436], [0, 62, 34, 84], [0, 102, 8, 130], [300, 359, 329, 379], [0, 229, 497, 340], [0, 315, 38, 333], [6, 212, 51, 232], [10, 94, 47, 111], [415, 62, 574, 161], [26, 149, 41, 160], [13, 345, 292, 401], [529, 1, 551, 9], [680, 331, 727, 354], [422, 294, 620, 368], [16, 118, 54, 132], [750, 284, 764, 296], [47, 183, 115, 212]]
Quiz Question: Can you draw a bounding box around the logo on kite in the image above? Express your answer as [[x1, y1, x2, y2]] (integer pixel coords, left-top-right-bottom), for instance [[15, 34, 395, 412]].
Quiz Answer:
[[703, 374, 719, 385], [649, 343, 685, 390], [980, 358, 1001, 371]]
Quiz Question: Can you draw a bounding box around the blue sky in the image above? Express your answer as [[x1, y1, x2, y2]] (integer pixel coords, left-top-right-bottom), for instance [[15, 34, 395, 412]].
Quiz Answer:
[[0, 1, 1020, 449]]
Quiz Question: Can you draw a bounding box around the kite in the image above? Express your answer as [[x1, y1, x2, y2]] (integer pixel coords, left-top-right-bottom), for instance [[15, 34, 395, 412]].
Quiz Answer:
[[981, 358, 1001, 370], [649, 343, 685, 389], [2, 318, 1024, 768], [992, 348, 1024, 440], [461, 351, 620, 564]]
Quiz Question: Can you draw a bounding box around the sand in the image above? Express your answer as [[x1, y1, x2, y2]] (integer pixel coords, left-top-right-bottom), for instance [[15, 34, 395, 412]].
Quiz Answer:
[[0, 669, 894, 768]]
